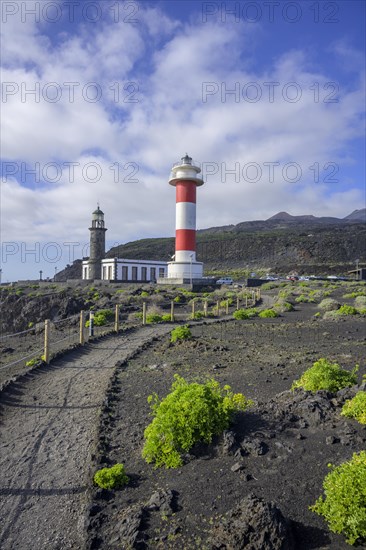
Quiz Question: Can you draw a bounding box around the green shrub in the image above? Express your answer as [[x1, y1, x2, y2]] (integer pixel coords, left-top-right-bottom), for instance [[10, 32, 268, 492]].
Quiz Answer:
[[310, 451, 366, 545], [190, 311, 205, 320], [343, 291, 366, 299], [258, 309, 278, 318], [171, 325, 192, 343], [355, 296, 366, 310], [141, 291, 149, 298], [261, 281, 280, 290], [161, 314, 172, 322], [233, 308, 257, 320], [142, 375, 252, 468], [93, 463, 129, 489], [173, 295, 182, 303], [319, 298, 340, 311], [274, 300, 294, 312], [295, 294, 315, 303], [341, 392, 366, 424], [336, 305, 358, 316], [85, 309, 114, 327], [291, 358, 358, 393], [146, 313, 163, 323], [26, 357, 42, 367]]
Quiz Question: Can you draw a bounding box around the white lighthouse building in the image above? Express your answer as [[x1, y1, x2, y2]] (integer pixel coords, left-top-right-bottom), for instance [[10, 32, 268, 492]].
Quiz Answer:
[[167, 154, 204, 282]]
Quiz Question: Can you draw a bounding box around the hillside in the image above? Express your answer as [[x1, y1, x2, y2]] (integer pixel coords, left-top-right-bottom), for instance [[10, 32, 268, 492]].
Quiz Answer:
[[57, 211, 366, 279]]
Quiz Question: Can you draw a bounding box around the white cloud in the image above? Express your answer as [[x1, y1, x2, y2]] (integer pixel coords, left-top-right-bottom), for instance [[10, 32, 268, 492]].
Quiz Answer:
[[1, 3, 365, 280]]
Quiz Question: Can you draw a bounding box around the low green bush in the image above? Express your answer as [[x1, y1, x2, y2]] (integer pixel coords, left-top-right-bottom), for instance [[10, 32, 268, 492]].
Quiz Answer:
[[274, 300, 294, 312], [291, 358, 358, 393], [355, 296, 366, 310], [26, 356, 42, 367], [336, 305, 358, 316], [161, 314, 172, 322], [141, 291, 149, 298], [319, 298, 340, 311], [171, 325, 192, 343], [295, 294, 316, 303], [146, 313, 163, 323], [258, 309, 278, 318], [310, 451, 366, 545], [343, 291, 366, 299], [341, 392, 366, 424], [85, 309, 114, 327], [233, 308, 257, 320], [190, 311, 205, 320], [93, 463, 129, 489], [142, 375, 252, 468]]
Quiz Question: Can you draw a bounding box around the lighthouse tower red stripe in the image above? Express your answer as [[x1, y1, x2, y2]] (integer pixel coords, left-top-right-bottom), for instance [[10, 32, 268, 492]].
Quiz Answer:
[[176, 229, 196, 251], [176, 181, 197, 203], [175, 181, 197, 257]]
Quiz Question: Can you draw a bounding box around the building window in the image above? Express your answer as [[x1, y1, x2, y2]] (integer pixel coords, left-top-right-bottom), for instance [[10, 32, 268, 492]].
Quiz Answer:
[[108, 265, 113, 280], [102, 265, 107, 280], [159, 267, 165, 278], [84, 267, 88, 279], [141, 267, 147, 281], [132, 266, 138, 280], [150, 267, 156, 281], [122, 266, 128, 281]]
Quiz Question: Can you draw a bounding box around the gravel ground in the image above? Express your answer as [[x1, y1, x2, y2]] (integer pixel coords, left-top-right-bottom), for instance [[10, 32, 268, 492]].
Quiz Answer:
[[85, 305, 366, 550], [1, 298, 365, 550], [0, 324, 178, 550]]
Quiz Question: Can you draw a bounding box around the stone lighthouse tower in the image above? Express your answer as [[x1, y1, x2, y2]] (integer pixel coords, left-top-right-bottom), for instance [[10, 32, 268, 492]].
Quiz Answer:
[[88, 205, 107, 280], [167, 154, 204, 281]]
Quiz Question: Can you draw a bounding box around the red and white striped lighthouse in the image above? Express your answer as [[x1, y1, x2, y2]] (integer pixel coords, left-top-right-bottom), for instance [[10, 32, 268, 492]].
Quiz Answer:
[[167, 154, 204, 281]]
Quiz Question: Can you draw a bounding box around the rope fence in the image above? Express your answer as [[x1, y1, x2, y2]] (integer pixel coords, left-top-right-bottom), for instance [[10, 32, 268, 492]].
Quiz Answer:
[[0, 288, 261, 381]]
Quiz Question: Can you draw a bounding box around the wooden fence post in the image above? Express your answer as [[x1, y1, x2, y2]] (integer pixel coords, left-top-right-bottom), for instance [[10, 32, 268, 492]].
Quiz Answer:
[[226, 300, 229, 315], [245, 295, 248, 307], [114, 304, 119, 333], [216, 300, 220, 317], [236, 296, 240, 310], [142, 302, 147, 325], [44, 319, 50, 364], [204, 301, 208, 317], [170, 300, 175, 322], [89, 311, 94, 337], [79, 310, 85, 345], [192, 300, 195, 318]]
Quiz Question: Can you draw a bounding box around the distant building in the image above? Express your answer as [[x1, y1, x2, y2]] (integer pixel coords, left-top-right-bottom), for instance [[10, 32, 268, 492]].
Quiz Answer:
[[82, 207, 168, 281], [86, 205, 107, 280], [99, 258, 167, 282]]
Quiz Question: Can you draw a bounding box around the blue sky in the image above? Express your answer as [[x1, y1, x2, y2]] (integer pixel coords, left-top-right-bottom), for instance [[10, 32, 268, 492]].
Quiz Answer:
[[1, 0, 365, 281]]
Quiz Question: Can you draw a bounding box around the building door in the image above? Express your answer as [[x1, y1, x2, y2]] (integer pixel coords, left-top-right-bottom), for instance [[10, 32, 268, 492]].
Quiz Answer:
[[132, 266, 138, 280], [122, 266, 128, 281]]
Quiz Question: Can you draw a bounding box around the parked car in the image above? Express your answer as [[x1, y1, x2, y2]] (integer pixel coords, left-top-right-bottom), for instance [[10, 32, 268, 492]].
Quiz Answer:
[[216, 277, 233, 285]]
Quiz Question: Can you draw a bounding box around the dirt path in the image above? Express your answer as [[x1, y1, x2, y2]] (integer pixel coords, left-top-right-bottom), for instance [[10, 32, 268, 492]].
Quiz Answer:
[[0, 324, 177, 550]]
